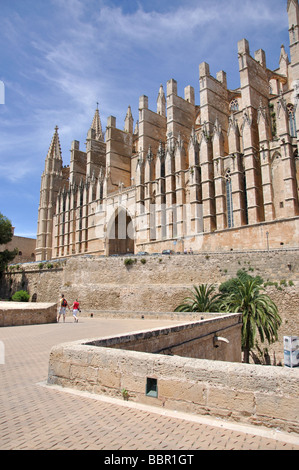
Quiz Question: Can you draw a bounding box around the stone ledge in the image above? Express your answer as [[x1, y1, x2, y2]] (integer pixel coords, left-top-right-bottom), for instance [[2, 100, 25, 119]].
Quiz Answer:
[[0, 301, 57, 327]]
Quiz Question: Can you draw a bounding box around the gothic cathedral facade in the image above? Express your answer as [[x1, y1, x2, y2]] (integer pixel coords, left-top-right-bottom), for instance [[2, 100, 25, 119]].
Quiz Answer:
[[36, 0, 299, 261]]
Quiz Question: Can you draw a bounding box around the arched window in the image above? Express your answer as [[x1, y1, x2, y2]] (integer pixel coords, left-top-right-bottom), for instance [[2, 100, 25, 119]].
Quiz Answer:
[[225, 171, 234, 228], [287, 104, 297, 137], [108, 207, 134, 255], [229, 99, 239, 112]]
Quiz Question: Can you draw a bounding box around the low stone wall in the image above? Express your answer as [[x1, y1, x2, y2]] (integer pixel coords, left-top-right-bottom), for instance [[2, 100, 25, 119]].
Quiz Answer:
[[47, 315, 299, 434], [2, 248, 298, 363], [0, 302, 57, 327], [86, 313, 242, 362]]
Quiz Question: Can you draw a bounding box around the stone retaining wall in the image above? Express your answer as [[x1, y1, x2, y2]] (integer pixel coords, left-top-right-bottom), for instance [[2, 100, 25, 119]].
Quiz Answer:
[[86, 313, 243, 362], [48, 317, 299, 434], [2, 249, 298, 362], [2, 250, 298, 311]]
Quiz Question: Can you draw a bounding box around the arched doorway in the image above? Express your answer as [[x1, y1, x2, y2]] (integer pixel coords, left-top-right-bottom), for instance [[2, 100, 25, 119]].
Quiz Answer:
[[108, 207, 134, 255]]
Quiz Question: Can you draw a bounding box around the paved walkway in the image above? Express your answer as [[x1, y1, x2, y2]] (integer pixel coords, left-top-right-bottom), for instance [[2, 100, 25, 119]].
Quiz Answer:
[[0, 317, 298, 451]]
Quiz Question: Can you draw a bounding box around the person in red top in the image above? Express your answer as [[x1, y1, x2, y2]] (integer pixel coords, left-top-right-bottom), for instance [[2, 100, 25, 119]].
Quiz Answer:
[[72, 299, 81, 323]]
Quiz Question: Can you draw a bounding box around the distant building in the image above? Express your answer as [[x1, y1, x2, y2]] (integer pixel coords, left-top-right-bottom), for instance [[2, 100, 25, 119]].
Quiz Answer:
[[1, 228, 36, 263], [36, 0, 299, 261]]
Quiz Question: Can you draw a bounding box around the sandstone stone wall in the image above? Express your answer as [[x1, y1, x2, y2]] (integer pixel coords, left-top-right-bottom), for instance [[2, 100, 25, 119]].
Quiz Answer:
[[0, 302, 57, 327], [1, 249, 298, 362], [86, 314, 242, 363], [0, 234, 36, 263], [48, 324, 299, 434]]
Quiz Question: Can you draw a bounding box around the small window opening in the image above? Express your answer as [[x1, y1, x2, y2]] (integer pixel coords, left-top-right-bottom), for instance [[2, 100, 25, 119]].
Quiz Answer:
[[229, 99, 239, 112], [146, 377, 158, 398]]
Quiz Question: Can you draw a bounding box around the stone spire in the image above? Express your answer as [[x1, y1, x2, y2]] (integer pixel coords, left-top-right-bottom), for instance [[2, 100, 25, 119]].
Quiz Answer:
[[157, 84, 166, 117], [90, 105, 104, 141], [47, 126, 62, 160], [124, 105, 134, 133], [36, 126, 65, 261]]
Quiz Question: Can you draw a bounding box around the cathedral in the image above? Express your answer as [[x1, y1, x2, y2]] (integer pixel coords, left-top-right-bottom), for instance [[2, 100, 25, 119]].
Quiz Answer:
[[36, 0, 299, 261]]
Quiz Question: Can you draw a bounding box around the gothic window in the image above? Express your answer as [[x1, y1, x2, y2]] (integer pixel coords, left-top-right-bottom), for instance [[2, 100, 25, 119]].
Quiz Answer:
[[243, 171, 249, 225], [157, 143, 165, 178], [99, 182, 103, 201], [269, 103, 277, 137], [287, 104, 297, 137], [79, 190, 83, 231], [225, 171, 234, 228], [229, 99, 239, 112]]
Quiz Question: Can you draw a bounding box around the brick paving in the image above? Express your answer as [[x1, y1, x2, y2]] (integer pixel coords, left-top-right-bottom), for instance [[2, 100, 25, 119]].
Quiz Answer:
[[0, 317, 298, 451]]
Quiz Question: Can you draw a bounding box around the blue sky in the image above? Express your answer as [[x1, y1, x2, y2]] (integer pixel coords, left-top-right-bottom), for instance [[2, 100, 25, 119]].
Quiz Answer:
[[0, 0, 290, 238]]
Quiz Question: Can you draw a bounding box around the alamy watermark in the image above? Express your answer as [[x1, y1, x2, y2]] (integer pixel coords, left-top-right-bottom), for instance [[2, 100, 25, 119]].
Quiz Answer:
[[0, 341, 5, 365], [93, 201, 204, 247], [0, 81, 4, 105]]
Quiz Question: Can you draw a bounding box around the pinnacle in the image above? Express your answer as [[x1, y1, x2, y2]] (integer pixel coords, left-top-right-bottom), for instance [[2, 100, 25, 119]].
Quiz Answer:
[[157, 84, 165, 98], [91, 107, 104, 141], [126, 105, 133, 117], [47, 126, 62, 160]]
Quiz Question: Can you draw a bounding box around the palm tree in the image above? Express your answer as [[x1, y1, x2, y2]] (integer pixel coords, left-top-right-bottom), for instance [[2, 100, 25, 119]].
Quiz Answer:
[[175, 284, 223, 313], [221, 277, 281, 363]]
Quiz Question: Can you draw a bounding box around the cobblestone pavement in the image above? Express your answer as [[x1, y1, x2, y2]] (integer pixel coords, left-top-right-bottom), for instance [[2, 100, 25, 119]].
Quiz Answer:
[[0, 317, 298, 451]]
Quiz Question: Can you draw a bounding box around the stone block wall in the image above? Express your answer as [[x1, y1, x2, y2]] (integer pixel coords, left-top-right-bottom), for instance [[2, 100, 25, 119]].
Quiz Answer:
[[0, 302, 57, 327], [1, 248, 298, 362], [48, 319, 299, 434], [0, 233, 36, 263], [86, 313, 242, 362]]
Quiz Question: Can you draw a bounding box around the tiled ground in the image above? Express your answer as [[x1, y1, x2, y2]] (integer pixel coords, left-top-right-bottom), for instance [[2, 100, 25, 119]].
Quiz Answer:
[[0, 317, 298, 450]]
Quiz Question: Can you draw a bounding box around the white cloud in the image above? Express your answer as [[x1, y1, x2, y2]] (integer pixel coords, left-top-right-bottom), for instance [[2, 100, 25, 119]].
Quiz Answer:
[[28, 0, 287, 101], [0, 160, 33, 182], [93, 0, 286, 45], [0, 0, 291, 235], [1, 0, 290, 178]]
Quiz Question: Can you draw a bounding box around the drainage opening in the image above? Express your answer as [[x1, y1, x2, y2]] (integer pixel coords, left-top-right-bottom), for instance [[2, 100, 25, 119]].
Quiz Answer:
[[146, 377, 158, 398]]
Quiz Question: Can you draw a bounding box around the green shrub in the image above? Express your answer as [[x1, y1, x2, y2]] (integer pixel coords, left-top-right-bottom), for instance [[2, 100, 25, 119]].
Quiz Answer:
[[219, 269, 264, 295], [12, 290, 30, 302], [124, 258, 135, 266]]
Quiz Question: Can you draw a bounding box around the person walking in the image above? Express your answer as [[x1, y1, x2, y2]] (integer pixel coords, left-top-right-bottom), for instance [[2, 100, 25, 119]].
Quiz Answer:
[[57, 294, 70, 322], [72, 299, 81, 323]]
